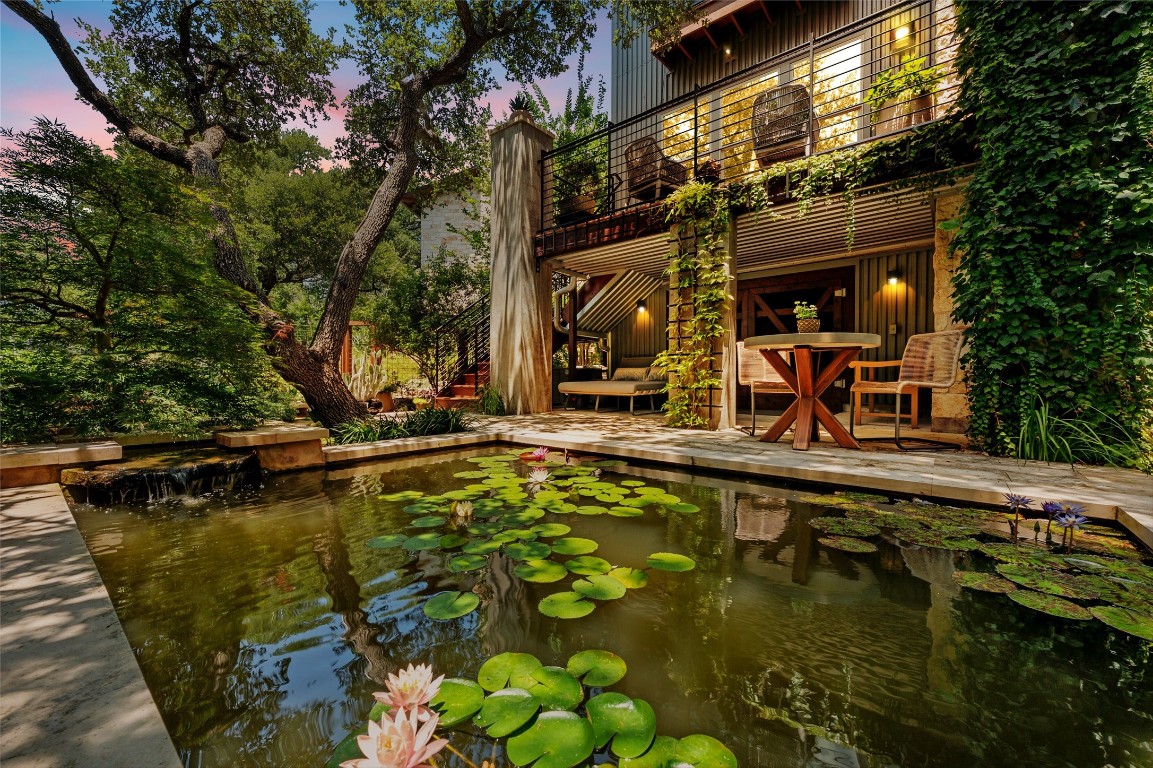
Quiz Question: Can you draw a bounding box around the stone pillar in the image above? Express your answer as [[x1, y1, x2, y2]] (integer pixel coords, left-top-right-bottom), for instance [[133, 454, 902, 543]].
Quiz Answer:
[[932, 186, 970, 434], [716, 224, 739, 431], [489, 112, 555, 415]]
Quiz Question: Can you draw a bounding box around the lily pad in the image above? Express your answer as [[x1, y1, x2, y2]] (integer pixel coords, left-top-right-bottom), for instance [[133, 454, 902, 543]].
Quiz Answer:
[[1090, 605, 1153, 641], [674, 734, 739, 768], [995, 563, 1101, 600], [503, 510, 546, 525], [380, 490, 424, 502], [403, 502, 437, 514], [619, 498, 652, 508], [402, 533, 444, 551], [429, 678, 485, 727], [514, 559, 569, 583], [453, 470, 490, 479], [620, 480, 646, 487], [443, 489, 483, 501], [836, 491, 889, 503], [607, 567, 649, 589], [952, 571, 1018, 593], [506, 541, 553, 561], [534, 490, 570, 502], [566, 649, 627, 687], [449, 553, 488, 573], [667, 502, 701, 514], [473, 687, 541, 738], [468, 521, 505, 536], [539, 591, 597, 619], [531, 523, 572, 538], [462, 538, 503, 555], [595, 494, 625, 504], [896, 529, 982, 551], [505, 710, 596, 768], [366, 534, 408, 549], [438, 534, 468, 549], [551, 537, 599, 555], [1007, 589, 1093, 620], [478, 652, 543, 691], [979, 543, 1071, 569], [618, 735, 678, 768], [645, 552, 696, 572], [576, 505, 607, 516], [527, 666, 584, 710], [818, 536, 878, 553], [572, 575, 628, 600], [608, 506, 645, 518], [565, 556, 612, 576], [423, 591, 479, 620], [586, 692, 657, 758], [808, 517, 881, 537]]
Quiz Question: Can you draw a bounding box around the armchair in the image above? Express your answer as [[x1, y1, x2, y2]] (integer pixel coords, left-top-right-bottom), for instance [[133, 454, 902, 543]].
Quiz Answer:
[[625, 136, 688, 203], [737, 341, 792, 435]]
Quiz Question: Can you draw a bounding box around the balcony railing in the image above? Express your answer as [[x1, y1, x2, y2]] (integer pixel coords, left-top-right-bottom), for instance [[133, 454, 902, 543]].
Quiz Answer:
[[537, 0, 959, 258]]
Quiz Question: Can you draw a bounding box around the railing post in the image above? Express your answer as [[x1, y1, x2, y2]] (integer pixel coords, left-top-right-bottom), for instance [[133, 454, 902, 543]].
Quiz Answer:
[[606, 120, 613, 213], [807, 39, 816, 156], [539, 149, 546, 243], [693, 83, 700, 172]]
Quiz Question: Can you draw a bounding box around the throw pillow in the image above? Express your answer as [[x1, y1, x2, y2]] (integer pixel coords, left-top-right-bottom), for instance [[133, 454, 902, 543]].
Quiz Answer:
[[611, 366, 649, 381], [645, 365, 667, 381]]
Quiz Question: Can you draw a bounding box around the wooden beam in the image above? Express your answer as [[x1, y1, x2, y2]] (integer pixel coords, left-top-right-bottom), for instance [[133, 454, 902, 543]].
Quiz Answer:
[[793, 0, 804, 14], [760, 2, 773, 24], [731, 13, 745, 38], [702, 26, 719, 49], [677, 41, 694, 61]]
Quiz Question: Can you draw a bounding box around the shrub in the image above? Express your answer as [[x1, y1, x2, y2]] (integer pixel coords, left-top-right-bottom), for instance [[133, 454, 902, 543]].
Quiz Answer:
[[333, 407, 474, 445]]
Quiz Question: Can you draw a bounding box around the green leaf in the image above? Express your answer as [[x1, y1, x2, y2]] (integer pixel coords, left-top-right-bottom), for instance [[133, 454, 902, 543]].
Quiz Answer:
[[539, 591, 596, 619], [429, 678, 485, 727], [645, 552, 696, 572], [438, 534, 468, 549], [586, 693, 657, 758], [566, 649, 627, 687], [527, 666, 584, 710], [572, 575, 627, 600], [473, 687, 541, 738], [607, 567, 649, 589], [505, 710, 595, 768], [608, 506, 645, 518], [448, 553, 488, 572], [619, 735, 679, 768], [506, 541, 553, 560], [514, 559, 569, 583], [551, 537, 599, 555], [675, 734, 739, 768], [531, 523, 572, 537], [423, 591, 479, 620], [565, 556, 612, 576], [1090, 605, 1153, 641], [1007, 590, 1093, 620], [462, 538, 503, 555], [366, 534, 408, 549], [380, 490, 424, 501], [402, 533, 444, 551], [667, 502, 700, 514], [477, 652, 543, 692]]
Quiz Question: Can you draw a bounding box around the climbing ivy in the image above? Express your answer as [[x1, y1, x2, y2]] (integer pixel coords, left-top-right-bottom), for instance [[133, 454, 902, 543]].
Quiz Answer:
[[949, 0, 1153, 461]]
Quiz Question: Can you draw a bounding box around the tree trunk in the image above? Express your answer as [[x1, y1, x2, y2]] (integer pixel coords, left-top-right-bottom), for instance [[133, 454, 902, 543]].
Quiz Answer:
[[273, 340, 367, 427]]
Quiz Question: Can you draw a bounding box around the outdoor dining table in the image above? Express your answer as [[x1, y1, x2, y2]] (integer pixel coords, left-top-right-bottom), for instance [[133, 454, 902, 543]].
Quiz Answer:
[[743, 333, 882, 450]]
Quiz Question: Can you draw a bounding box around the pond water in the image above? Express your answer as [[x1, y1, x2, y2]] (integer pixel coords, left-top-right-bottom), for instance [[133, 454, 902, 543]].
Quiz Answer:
[[70, 447, 1153, 768]]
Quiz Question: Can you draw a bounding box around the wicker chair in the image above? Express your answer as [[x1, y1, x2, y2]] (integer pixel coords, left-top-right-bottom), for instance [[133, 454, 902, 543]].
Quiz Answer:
[[752, 84, 811, 167], [848, 330, 964, 450], [737, 341, 793, 435], [625, 136, 688, 203]]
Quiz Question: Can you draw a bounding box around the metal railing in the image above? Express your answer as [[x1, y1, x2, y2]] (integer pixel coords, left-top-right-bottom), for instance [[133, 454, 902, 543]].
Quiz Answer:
[[538, 0, 959, 240], [432, 292, 490, 396]]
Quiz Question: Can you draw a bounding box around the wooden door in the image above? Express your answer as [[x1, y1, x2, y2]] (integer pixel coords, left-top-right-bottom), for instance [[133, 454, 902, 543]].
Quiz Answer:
[[736, 266, 856, 411]]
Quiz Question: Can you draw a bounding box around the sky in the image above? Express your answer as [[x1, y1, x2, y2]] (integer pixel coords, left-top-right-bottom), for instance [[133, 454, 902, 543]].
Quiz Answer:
[[0, 0, 612, 153]]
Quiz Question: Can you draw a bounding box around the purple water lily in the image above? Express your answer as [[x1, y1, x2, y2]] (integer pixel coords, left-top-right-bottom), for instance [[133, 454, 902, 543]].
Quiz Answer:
[[1041, 500, 1062, 536], [1003, 493, 1033, 542], [1054, 506, 1088, 552]]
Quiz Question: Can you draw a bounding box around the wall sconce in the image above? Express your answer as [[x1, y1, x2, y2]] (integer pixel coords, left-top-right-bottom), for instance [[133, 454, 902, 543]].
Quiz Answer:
[[636, 299, 647, 314], [723, 44, 734, 63], [887, 268, 902, 286], [891, 21, 915, 50]]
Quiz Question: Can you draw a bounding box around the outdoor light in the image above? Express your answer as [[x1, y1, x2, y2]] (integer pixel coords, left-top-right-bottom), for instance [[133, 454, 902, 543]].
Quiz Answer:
[[723, 44, 734, 63], [887, 268, 902, 286], [637, 299, 647, 314], [891, 21, 915, 49]]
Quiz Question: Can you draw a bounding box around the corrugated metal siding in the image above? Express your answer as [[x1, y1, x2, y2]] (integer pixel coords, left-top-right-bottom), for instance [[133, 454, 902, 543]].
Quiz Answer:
[[609, 286, 668, 366], [577, 270, 664, 334], [551, 232, 671, 278], [612, 1, 895, 123], [856, 248, 935, 363], [734, 184, 935, 273]]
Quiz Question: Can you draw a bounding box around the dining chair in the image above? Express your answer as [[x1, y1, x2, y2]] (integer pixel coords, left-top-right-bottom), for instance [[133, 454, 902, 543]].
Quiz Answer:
[[848, 329, 964, 450], [737, 341, 792, 435]]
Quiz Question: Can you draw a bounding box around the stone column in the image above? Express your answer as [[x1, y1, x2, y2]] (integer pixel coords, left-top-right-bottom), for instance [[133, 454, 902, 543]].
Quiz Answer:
[[716, 223, 739, 430], [932, 185, 971, 434], [489, 112, 555, 415]]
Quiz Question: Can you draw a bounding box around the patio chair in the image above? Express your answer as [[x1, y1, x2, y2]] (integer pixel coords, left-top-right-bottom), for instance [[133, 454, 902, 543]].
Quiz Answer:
[[752, 84, 811, 167], [737, 341, 793, 435], [625, 136, 688, 204], [848, 329, 964, 450]]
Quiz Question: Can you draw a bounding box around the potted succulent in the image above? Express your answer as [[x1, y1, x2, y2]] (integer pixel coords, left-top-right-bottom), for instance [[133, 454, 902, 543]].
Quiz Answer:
[[866, 54, 943, 134], [794, 301, 821, 333]]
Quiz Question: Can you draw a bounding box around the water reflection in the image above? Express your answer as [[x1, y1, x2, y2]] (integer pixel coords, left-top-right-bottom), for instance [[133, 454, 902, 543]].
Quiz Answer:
[[70, 451, 1153, 768]]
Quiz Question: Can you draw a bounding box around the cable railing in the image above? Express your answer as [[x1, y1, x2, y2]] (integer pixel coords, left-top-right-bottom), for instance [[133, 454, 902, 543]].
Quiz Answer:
[[432, 292, 490, 396], [538, 0, 959, 253]]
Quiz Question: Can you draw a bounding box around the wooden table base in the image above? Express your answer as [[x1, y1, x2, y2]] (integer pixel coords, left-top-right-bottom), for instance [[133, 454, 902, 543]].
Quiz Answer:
[[759, 346, 863, 450]]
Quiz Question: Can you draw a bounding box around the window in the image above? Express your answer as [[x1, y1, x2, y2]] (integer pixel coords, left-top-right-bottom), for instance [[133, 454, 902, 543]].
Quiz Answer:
[[720, 72, 779, 180], [793, 39, 863, 152]]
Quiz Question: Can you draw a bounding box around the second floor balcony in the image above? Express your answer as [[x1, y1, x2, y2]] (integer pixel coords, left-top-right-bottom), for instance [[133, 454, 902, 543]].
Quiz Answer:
[[536, 0, 960, 261]]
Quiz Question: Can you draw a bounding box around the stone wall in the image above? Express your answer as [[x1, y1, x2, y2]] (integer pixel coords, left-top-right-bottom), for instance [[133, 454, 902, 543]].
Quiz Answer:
[[931, 186, 970, 434], [420, 186, 487, 266]]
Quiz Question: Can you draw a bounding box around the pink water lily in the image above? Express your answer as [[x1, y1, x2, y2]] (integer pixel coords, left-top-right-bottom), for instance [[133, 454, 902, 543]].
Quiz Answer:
[[341, 707, 447, 768], [373, 663, 445, 720], [528, 446, 550, 461]]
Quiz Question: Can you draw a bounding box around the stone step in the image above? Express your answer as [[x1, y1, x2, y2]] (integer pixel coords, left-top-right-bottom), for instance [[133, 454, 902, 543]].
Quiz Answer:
[[434, 396, 480, 410], [452, 384, 477, 397]]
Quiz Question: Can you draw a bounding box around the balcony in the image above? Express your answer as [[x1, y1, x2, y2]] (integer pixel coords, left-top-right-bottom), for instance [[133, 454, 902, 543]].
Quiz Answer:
[[536, 0, 959, 261]]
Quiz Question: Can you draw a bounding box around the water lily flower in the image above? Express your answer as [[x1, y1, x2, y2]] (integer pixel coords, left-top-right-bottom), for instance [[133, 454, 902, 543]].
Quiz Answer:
[[527, 467, 552, 485], [450, 501, 474, 522], [341, 707, 447, 768], [1054, 506, 1088, 553], [1003, 493, 1032, 542], [1041, 501, 1062, 535], [1055, 511, 1088, 530], [373, 663, 445, 720], [529, 446, 550, 461]]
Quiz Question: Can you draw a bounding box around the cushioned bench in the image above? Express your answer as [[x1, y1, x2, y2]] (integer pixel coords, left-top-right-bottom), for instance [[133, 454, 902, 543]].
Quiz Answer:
[[557, 356, 666, 414]]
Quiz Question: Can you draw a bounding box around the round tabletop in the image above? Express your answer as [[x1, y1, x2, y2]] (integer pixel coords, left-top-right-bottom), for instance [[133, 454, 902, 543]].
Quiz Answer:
[[743, 332, 882, 351]]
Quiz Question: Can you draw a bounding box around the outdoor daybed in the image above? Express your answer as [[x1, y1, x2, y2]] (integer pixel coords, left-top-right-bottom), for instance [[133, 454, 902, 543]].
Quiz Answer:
[[557, 356, 666, 414]]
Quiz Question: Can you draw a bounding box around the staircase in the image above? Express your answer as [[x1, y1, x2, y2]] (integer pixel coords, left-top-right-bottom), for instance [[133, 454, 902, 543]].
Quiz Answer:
[[434, 362, 490, 409], [431, 294, 490, 410]]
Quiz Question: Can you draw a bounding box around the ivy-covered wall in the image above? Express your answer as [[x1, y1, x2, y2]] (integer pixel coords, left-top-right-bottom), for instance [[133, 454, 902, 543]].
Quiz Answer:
[[950, 0, 1153, 455]]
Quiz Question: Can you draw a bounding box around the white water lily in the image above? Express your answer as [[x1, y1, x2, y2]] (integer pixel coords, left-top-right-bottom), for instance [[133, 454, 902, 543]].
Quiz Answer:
[[528, 467, 552, 484], [341, 706, 447, 768], [450, 500, 474, 521]]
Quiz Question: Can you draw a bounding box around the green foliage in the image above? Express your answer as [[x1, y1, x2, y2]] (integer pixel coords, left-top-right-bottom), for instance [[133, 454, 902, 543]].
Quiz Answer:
[[793, 301, 819, 320], [0, 121, 292, 442], [332, 407, 474, 445], [865, 54, 944, 120], [476, 384, 507, 416], [1018, 398, 1151, 471], [950, 0, 1153, 462]]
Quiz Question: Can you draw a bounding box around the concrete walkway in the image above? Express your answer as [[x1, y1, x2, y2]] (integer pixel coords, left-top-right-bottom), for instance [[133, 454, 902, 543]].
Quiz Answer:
[[0, 484, 181, 768]]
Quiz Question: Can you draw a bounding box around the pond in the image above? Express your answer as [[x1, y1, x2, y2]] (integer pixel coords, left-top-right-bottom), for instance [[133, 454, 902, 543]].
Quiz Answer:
[[70, 447, 1153, 768]]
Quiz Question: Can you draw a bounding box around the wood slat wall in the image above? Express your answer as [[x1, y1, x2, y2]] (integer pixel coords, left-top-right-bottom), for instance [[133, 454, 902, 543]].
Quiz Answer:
[[611, 1, 896, 123], [608, 286, 668, 368], [856, 247, 935, 363]]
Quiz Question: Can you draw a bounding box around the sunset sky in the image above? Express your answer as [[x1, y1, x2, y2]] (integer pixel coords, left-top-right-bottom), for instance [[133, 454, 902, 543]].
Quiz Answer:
[[0, 1, 612, 153]]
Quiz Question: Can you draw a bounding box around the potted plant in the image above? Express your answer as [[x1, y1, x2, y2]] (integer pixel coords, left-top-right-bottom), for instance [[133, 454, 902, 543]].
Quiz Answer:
[[374, 381, 398, 412], [794, 301, 821, 333], [866, 54, 943, 134], [554, 155, 601, 224], [694, 158, 722, 184]]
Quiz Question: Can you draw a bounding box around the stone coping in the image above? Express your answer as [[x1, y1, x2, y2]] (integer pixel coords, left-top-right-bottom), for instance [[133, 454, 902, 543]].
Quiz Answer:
[[0, 484, 181, 768], [215, 422, 328, 448], [322, 429, 502, 465], [0, 441, 121, 469]]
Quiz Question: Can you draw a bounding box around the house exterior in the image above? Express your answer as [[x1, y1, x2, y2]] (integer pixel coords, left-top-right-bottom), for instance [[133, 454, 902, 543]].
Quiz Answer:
[[487, 0, 969, 428]]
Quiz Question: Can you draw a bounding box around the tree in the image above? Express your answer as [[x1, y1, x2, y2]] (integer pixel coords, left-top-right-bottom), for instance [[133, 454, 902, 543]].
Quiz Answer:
[[5, 0, 696, 427], [0, 119, 291, 441]]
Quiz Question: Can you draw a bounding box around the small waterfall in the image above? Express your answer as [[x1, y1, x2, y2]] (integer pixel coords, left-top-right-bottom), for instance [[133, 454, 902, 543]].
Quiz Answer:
[[62, 449, 262, 505]]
